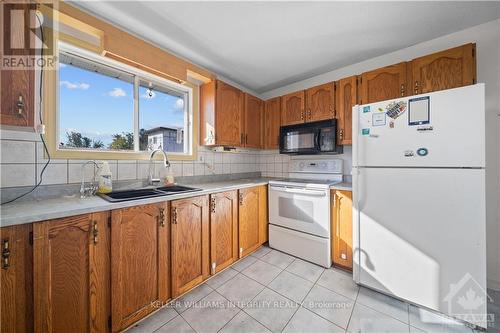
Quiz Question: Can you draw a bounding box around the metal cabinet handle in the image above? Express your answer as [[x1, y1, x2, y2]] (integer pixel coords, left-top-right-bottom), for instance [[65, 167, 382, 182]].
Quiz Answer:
[[92, 221, 98, 244], [2, 239, 10, 269], [210, 197, 216, 213], [339, 129, 344, 141], [400, 84, 405, 97], [16, 94, 24, 115], [159, 208, 165, 227], [238, 193, 244, 205], [172, 207, 178, 224], [414, 81, 419, 95]]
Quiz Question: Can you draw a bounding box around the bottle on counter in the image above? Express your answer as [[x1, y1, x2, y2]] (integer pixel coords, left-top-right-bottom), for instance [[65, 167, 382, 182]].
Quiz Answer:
[[97, 161, 113, 193]]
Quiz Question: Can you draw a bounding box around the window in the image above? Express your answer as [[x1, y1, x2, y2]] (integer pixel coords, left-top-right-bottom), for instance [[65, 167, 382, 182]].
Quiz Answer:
[[57, 44, 192, 156]]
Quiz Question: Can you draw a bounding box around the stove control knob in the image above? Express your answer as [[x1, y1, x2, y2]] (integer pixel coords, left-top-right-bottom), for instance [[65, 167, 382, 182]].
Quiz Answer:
[[320, 162, 327, 168], [299, 162, 305, 169]]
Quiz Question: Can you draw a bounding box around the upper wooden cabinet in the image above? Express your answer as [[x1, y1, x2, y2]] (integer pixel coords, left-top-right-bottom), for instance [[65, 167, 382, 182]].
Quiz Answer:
[[1, 4, 34, 128], [306, 82, 335, 122], [244, 94, 264, 148], [209, 191, 238, 274], [111, 203, 169, 332], [281, 91, 306, 126], [1, 224, 33, 333], [331, 190, 353, 271], [171, 195, 210, 297], [33, 213, 110, 333], [360, 62, 409, 104], [336, 76, 358, 145], [200, 80, 244, 147], [411, 43, 476, 95], [263, 97, 281, 149]]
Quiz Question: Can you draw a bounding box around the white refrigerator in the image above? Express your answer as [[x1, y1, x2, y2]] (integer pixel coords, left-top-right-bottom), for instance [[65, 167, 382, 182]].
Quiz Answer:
[[352, 84, 487, 328]]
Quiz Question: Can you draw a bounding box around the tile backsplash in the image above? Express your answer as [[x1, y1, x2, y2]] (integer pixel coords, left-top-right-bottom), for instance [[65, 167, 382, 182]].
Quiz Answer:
[[0, 129, 352, 190]]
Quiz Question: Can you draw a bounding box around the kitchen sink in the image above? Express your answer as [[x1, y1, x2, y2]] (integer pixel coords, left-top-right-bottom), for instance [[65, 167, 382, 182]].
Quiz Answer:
[[155, 185, 201, 194], [98, 185, 201, 202]]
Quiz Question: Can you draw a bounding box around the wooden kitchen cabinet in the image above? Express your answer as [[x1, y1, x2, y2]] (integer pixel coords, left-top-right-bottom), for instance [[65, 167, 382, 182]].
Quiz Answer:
[[238, 185, 267, 257], [244, 93, 264, 148], [171, 195, 210, 297], [336, 76, 358, 145], [1, 3, 35, 127], [411, 43, 476, 95], [305, 82, 335, 122], [359, 62, 409, 104], [264, 97, 281, 149], [209, 191, 238, 274], [33, 212, 110, 333], [258, 185, 269, 244], [200, 80, 244, 147], [331, 190, 353, 271], [1, 224, 33, 333], [281, 90, 306, 126], [111, 203, 169, 332]]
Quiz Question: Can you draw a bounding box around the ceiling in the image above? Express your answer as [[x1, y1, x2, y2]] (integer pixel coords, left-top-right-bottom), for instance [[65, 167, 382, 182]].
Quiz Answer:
[[72, 1, 500, 94]]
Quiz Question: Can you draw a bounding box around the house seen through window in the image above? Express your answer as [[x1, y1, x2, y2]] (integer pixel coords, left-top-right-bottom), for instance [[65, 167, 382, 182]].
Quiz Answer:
[[58, 49, 190, 155]]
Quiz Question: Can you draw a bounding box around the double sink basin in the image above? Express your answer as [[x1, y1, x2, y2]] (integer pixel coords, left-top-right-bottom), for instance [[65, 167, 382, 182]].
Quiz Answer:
[[98, 185, 201, 202]]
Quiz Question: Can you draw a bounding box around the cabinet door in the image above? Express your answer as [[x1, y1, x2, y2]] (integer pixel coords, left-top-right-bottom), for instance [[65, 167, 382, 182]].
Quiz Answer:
[[360, 62, 408, 104], [244, 94, 263, 148], [258, 185, 268, 245], [210, 191, 238, 274], [238, 187, 261, 257], [336, 77, 357, 145], [264, 97, 281, 149], [34, 213, 110, 333], [171, 195, 210, 297], [411, 43, 476, 94], [1, 224, 33, 333], [306, 82, 335, 122], [281, 91, 305, 126], [216, 81, 244, 146], [111, 204, 169, 332], [1, 4, 34, 127], [331, 190, 353, 270]]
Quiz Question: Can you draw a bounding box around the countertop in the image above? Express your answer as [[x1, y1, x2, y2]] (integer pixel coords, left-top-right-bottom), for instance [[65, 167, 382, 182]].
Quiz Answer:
[[0, 178, 352, 227]]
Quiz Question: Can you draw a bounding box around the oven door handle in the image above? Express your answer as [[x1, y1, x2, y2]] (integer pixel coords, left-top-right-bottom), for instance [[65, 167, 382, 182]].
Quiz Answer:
[[270, 186, 327, 197]]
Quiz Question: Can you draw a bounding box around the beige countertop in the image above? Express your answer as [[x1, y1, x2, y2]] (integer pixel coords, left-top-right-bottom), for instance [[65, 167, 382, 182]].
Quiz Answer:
[[0, 178, 352, 227]]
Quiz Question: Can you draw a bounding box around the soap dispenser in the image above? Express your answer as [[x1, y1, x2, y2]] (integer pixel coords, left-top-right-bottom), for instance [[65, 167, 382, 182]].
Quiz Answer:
[[97, 161, 113, 193]]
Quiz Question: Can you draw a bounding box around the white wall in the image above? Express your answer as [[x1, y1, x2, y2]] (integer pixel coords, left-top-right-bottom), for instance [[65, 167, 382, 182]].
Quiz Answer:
[[263, 19, 500, 290]]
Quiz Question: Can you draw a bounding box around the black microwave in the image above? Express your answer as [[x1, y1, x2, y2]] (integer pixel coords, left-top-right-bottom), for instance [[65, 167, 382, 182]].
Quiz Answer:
[[279, 119, 343, 155]]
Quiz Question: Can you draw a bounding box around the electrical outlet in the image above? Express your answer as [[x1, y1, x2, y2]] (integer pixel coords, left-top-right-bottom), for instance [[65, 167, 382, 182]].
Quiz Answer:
[[36, 124, 45, 134]]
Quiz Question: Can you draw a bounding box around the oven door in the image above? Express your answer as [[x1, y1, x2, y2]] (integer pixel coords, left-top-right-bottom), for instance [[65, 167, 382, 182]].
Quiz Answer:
[[268, 184, 330, 238]]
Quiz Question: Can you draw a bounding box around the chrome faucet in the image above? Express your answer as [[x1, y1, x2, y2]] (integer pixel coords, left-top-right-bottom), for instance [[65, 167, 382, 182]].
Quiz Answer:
[[80, 160, 100, 198], [148, 149, 170, 186]]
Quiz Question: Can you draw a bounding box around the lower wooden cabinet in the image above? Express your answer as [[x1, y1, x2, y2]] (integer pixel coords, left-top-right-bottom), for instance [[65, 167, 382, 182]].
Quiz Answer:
[[258, 185, 269, 245], [238, 185, 268, 257], [331, 190, 353, 270], [1, 224, 33, 333], [171, 195, 210, 297], [210, 191, 239, 274], [111, 203, 169, 332], [33, 213, 110, 333]]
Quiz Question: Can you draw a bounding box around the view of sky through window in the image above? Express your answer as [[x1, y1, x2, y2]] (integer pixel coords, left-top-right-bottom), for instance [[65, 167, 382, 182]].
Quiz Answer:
[[58, 58, 187, 152]]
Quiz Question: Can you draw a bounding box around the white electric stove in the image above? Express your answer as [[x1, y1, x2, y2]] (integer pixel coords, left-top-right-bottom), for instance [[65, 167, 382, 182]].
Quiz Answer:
[[268, 159, 343, 267]]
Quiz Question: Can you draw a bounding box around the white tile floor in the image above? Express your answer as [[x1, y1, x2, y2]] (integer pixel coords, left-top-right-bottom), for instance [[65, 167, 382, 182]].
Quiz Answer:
[[126, 245, 499, 333]]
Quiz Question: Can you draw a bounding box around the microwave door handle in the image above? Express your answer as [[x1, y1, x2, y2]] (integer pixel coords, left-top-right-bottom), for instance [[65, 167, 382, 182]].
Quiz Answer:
[[315, 131, 321, 150]]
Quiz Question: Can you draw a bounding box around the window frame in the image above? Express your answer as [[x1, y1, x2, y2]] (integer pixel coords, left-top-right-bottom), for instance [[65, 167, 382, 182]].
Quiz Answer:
[[47, 41, 196, 160]]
